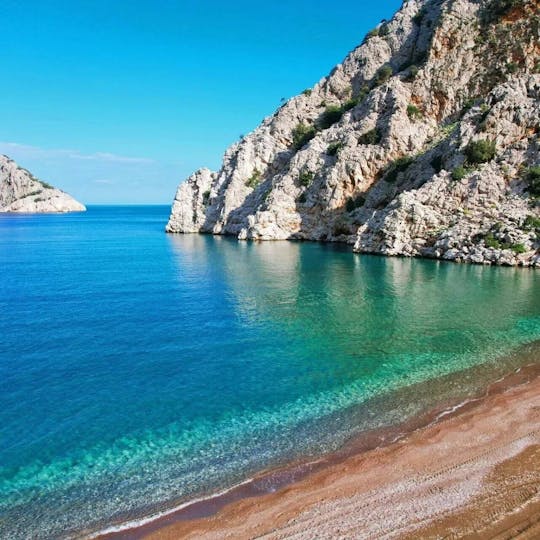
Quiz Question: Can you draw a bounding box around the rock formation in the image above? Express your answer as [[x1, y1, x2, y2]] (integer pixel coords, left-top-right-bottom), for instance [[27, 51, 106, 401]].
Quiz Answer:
[[0, 155, 85, 213], [167, 0, 540, 266]]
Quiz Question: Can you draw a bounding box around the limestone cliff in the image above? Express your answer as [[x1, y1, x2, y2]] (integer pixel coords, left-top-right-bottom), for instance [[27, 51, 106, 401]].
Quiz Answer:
[[167, 0, 540, 266], [0, 155, 85, 213]]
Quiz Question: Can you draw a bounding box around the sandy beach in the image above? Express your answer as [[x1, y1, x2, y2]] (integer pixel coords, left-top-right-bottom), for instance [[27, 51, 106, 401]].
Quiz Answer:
[[121, 369, 540, 540]]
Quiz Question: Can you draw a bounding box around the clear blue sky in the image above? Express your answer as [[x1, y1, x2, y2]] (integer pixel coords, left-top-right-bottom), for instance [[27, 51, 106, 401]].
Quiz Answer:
[[0, 0, 402, 204]]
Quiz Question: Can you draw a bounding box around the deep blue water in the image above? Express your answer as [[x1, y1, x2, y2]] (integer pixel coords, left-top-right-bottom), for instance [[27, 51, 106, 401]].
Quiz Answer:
[[0, 206, 539, 538]]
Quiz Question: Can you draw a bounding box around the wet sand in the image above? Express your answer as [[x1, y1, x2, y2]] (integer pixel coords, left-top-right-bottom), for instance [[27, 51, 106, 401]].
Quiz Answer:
[[129, 371, 540, 539]]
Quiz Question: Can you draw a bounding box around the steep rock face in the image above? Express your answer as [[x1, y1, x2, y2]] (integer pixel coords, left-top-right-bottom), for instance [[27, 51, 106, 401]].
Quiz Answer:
[[0, 155, 85, 213], [167, 0, 540, 266]]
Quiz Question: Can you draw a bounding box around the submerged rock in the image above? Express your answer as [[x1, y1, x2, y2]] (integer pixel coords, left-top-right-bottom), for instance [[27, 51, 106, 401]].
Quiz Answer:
[[167, 0, 540, 266], [0, 155, 85, 213]]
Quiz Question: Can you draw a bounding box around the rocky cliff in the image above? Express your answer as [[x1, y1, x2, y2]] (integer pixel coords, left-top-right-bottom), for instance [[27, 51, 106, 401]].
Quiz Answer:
[[167, 0, 540, 266], [0, 155, 85, 213]]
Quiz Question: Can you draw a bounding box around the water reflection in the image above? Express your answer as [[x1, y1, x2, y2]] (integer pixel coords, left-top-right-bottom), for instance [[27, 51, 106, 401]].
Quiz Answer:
[[168, 235, 540, 405]]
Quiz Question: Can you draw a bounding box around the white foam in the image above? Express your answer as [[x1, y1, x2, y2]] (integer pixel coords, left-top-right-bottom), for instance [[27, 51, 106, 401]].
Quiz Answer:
[[433, 397, 480, 422], [83, 476, 255, 539], [83, 455, 326, 539]]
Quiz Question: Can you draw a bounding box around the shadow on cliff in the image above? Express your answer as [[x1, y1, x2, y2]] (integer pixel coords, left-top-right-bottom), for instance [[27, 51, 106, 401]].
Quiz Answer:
[[201, 0, 446, 240], [348, 0, 444, 97], [202, 148, 294, 234]]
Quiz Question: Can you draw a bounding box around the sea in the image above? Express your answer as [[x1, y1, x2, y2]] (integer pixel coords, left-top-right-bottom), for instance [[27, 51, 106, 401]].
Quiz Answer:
[[1, 205, 539, 538]]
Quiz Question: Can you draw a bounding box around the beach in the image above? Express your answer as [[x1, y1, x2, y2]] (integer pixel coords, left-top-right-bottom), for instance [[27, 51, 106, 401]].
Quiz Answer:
[[125, 369, 540, 539]]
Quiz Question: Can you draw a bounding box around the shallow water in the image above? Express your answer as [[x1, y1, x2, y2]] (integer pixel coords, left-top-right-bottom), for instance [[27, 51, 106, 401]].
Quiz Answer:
[[0, 206, 539, 539]]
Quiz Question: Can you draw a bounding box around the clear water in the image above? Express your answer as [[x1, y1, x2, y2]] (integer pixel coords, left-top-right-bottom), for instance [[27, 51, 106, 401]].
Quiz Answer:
[[0, 206, 539, 539]]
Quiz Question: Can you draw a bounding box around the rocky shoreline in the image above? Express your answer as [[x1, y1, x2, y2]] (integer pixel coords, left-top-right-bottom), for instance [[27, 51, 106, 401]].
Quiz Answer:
[[166, 0, 540, 267], [0, 155, 85, 213]]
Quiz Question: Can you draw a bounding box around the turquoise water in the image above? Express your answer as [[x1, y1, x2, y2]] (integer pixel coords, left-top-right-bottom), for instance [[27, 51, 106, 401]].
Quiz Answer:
[[0, 206, 539, 538]]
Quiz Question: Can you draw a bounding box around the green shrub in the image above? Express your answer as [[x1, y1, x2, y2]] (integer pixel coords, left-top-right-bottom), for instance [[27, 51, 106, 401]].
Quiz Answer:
[[202, 190, 211, 205], [318, 105, 344, 129], [481, 230, 519, 250], [524, 166, 540, 196], [452, 166, 468, 181], [462, 97, 479, 112], [405, 65, 419, 81], [326, 142, 343, 156], [345, 194, 366, 212], [245, 169, 262, 188], [302, 89, 312, 96], [296, 192, 307, 204], [384, 156, 414, 183], [407, 104, 422, 120], [299, 170, 314, 187], [363, 27, 379, 42], [355, 85, 370, 102], [358, 128, 382, 145], [39, 180, 54, 189], [506, 62, 518, 74], [484, 232, 502, 249], [379, 22, 390, 36], [342, 97, 359, 111], [440, 122, 459, 139], [292, 123, 317, 150], [373, 65, 393, 86], [476, 104, 491, 131], [465, 139, 496, 164], [523, 215, 540, 230], [511, 243, 527, 254]]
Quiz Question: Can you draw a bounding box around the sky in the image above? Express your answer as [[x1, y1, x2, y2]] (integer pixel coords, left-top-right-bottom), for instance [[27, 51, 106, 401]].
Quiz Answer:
[[0, 0, 403, 204]]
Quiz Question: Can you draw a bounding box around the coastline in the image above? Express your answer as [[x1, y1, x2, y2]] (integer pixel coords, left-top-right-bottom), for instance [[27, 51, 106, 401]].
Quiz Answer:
[[94, 359, 540, 540]]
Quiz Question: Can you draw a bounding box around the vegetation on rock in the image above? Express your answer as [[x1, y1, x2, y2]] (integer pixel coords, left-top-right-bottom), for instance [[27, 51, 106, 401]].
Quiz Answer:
[[358, 128, 382, 145], [326, 142, 343, 156], [465, 139, 497, 164], [318, 105, 345, 130], [299, 170, 314, 187], [292, 124, 316, 150], [384, 156, 415, 183], [373, 65, 393, 86], [245, 169, 262, 188]]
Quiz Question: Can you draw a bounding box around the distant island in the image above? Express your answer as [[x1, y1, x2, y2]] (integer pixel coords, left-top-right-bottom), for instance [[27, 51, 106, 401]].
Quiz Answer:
[[0, 155, 85, 213], [167, 0, 539, 267]]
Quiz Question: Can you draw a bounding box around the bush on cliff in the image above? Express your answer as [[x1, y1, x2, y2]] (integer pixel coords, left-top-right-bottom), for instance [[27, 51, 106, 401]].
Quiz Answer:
[[292, 124, 316, 150], [318, 105, 344, 130], [358, 128, 381, 145], [525, 166, 540, 196], [373, 65, 393, 86], [326, 142, 343, 156], [384, 156, 414, 183], [245, 169, 262, 188], [465, 139, 496, 164], [346, 195, 366, 212], [407, 104, 422, 120], [299, 170, 314, 187]]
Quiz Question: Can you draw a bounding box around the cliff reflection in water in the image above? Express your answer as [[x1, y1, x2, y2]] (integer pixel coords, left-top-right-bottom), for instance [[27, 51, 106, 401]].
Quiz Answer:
[[167, 235, 540, 403]]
